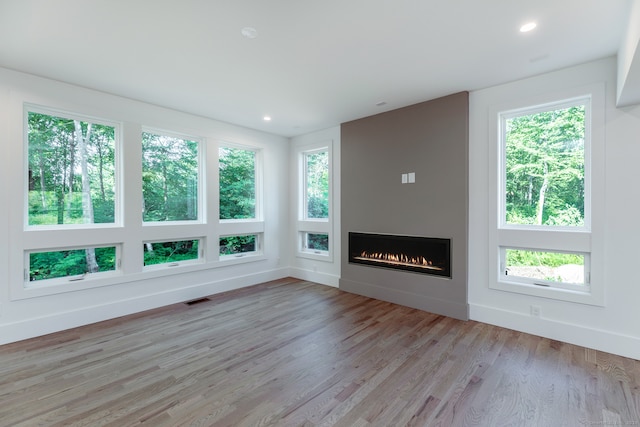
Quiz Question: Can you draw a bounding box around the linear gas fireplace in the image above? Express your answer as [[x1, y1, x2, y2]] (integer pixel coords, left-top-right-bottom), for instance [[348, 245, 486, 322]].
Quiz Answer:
[[349, 232, 451, 278]]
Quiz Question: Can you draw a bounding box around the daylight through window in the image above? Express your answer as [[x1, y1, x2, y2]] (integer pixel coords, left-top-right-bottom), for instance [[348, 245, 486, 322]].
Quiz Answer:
[[27, 111, 117, 226], [142, 131, 199, 222]]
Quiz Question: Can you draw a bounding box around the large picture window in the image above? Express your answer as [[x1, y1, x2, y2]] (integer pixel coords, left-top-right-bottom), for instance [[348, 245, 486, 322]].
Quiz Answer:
[[219, 146, 257, 220], [142, 131, 199, 222], [502, 102, 587, 229], [27, 111, 117, 226]]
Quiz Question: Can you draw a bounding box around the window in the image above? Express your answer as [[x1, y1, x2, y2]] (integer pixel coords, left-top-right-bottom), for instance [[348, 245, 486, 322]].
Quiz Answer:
[[304, 150, 329, 220], [296, 145, 332, 260], [28, 246, 117, 283], [502, 101, 587, 229], [142, 131, 200, 222], [301, 232, 329, 254], [27, 110, 117, 226], [219, 234, 259, 257], [143, 240, 200, 267], [219, 146, 257, 220], [21, 106, 122, 294], [218, 144, 263, 262], [490, 90, 603, 305], [502, 248, 588, 291]]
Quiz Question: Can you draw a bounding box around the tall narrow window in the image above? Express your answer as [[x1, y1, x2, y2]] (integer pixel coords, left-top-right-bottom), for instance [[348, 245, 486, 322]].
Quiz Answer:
[[297, 145, 331, 259], [27, 111, 116, 226], [304, 150, 329, 220], [142, 131, 199, 222], [219, 146, 256, 220]]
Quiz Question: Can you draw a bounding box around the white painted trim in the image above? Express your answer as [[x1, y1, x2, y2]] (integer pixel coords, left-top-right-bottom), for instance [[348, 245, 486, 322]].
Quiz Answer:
[[470, 303, 640, 361], [289, 267, 339, 288], [0, 268, 289, 345]]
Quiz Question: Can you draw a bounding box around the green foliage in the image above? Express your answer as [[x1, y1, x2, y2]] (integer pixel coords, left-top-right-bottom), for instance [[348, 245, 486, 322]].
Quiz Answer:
[[142, 133, 198, 222], [220, 235, 256, 256], [506, 249, 583, 268], [29, 247, 116, 281], [144, 240, 199, 266], [219, 147, 256, 219], [505, 105, 585, 227], [307, 233, 329, 251], [306, 151, 329, 218], [27, 112, 115, 225]]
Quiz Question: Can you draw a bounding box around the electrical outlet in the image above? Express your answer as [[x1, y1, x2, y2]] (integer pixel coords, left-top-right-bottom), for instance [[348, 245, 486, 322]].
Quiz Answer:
[[530, 305, 541, 317]]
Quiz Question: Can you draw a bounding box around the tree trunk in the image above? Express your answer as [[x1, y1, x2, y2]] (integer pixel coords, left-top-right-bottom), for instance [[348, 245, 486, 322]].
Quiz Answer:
[[98, 139, 106, 200], [162, 163, 169, 220], [67, 134, 76, 214], [536, 160, 548, 225], [38, 149, 47, 210], [75, 121, 99, 273]]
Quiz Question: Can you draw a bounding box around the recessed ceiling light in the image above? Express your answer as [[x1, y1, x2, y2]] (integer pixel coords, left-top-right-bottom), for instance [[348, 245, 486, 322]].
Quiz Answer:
[[241, 27, 258, 39], [520, 22, 537, 33], [263, 116, 271, 122]]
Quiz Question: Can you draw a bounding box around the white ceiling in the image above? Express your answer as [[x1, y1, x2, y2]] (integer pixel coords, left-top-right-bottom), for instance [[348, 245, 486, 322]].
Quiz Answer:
[[0, 0, 633, 137]]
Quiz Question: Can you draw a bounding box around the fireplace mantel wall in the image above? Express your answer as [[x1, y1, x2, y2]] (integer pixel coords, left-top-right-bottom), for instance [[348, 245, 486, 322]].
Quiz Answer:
[[339, 92, 469, 320]]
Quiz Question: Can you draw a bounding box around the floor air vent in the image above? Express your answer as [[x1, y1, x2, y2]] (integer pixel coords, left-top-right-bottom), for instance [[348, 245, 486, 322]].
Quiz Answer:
[[184, 297, 211, 306]]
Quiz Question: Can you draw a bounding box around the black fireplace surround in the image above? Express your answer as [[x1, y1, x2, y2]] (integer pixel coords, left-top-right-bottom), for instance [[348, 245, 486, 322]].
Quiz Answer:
[[348, 232, 451, 278]]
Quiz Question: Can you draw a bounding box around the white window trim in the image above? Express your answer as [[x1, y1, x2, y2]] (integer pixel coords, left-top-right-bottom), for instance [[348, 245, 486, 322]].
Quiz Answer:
[[296, 142, 333, 262], [12, 104, 269, 301], [488, 83, 605, 306]]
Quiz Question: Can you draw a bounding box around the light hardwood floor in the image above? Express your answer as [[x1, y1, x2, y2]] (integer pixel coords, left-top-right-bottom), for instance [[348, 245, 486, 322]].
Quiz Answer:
[[0, 278, 638, 426]]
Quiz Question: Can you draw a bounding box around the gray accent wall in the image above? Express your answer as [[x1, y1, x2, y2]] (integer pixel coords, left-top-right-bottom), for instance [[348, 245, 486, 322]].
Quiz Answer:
[[339, 92, 469, 320]]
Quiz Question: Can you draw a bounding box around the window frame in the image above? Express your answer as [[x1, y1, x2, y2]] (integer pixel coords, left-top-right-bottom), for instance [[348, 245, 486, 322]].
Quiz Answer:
[[24, 243, 122, 290], [488, 84, 604, 306], [296, 143, 333, 261], [302, 147, 330, 221]]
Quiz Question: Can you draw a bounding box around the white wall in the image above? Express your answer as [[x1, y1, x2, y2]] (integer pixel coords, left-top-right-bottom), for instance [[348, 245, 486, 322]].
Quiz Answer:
[[0, 67, 291, 345], [289, 126, 341, 287], [469, 57, 640, 360]]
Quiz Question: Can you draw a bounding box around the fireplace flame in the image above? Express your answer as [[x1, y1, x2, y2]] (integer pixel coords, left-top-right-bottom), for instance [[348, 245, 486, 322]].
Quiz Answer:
[[355, 251, 443, 271]]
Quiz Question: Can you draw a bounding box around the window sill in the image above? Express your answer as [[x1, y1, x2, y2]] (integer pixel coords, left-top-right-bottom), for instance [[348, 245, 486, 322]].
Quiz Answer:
[[12, 254, 267, 301]]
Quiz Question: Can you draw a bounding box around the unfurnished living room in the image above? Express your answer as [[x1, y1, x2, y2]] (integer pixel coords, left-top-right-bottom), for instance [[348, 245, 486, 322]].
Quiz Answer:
[[0, 1, 639, 426]]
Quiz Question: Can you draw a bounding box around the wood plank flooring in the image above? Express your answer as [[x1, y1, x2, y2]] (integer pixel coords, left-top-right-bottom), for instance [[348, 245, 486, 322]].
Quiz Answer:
[[0, 278, 638, 426]]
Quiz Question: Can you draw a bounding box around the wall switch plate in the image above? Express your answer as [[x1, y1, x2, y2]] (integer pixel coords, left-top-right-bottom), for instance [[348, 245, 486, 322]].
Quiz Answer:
[[402, 173, 408, 184], [408, 172, 415, 183]]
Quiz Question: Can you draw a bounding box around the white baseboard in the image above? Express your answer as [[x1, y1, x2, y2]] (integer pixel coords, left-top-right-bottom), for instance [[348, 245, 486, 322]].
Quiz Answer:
[[0, 268, 290, 346], [470, 303, 640, 360], [289, 267, 339, 288]]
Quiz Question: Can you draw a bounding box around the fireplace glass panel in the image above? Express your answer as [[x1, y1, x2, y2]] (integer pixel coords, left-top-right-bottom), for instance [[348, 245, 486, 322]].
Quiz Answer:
[[348, 232, 451, 278]]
